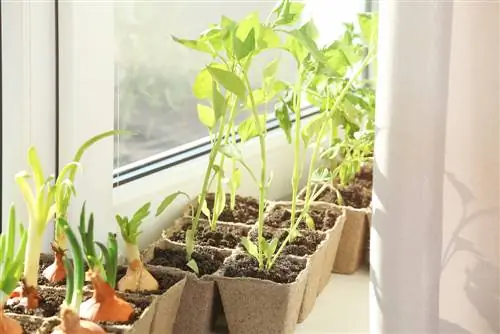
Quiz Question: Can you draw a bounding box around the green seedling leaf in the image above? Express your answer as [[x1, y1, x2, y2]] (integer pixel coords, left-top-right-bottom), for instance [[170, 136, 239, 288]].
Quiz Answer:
[[288, 226, 301, 242], [238, 115, 266, 142], [218, 144, 243, 161], [301, 114, 326, 145], [233, 28, 255, 60], [274, 94, 293, 143], [358, 13, 379, 46], [193, 68, 213, 100], [197, 104, 216, 129], [305, 213, 315, 230], [212, 182, 226, 226], [187, 259, 200, 275], [212, 82, 226, 120], [200, 198, 211, 220], [185, 229, 196, 260], [172, 36, 214, 55], [207, 66, 246, 99], [156, 191, 189, 217], [264, 238, 280, 261], [272, 0, 305, 27], [240, 237, 259, 260]]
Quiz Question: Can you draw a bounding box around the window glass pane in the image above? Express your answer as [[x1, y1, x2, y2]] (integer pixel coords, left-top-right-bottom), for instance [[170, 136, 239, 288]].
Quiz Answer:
[[113, 1, 297, 168]]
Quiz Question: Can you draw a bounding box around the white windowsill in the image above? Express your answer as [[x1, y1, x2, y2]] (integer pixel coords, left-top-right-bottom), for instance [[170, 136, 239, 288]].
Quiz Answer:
[[296, 266, 369, 333]]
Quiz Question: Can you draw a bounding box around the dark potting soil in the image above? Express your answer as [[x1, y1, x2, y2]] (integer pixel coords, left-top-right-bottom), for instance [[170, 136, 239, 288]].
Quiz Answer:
[[221, 253, 305, 284], [169, 219, 248, 249], [320, 164, 373, 208], [264, 208, 339, 232], [248, 227, 325, 257], [147, 246, 226, 277], [115, 264, 183, 295], [5, 288, 66, 317], [193, 193, 260, 225]]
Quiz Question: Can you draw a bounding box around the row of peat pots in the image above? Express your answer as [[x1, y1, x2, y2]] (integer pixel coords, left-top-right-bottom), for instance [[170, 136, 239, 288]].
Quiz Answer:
[[7, 166, 372, 334]]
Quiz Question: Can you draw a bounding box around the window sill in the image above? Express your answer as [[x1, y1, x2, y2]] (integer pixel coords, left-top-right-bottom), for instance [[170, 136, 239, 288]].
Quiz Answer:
[[296, 266, 369, 333]]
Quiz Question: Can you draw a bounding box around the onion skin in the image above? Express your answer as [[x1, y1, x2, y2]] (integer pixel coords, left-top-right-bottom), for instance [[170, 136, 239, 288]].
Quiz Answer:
[[117, 259, 159, 292], [42, 245, 66, 283], [0, 311, 22, 334], [52, 307, 105, 334], [79, 272, 133, 322]]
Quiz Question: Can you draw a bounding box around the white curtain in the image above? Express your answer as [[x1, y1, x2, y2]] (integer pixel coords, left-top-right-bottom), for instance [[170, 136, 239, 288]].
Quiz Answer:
[[370, 1, 499, 333]]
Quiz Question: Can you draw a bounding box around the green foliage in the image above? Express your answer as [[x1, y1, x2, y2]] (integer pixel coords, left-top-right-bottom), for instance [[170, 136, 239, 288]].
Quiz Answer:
[[95, 234, 119, 289], [78, 203, 102, 274], [115, 202, 151, 245], [0, 205, 27, 303], [58, 218, 85, 311]]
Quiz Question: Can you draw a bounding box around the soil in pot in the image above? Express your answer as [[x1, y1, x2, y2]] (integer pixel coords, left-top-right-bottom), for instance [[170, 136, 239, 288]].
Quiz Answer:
[[248, 227, 325, 257], [314, 165, 373, 209], [168, 219, 249, 249], [147, 246, 226, 276], [221, 253, 306, 284], [264, 208, 339, 232], [193, 193, 259, 225]]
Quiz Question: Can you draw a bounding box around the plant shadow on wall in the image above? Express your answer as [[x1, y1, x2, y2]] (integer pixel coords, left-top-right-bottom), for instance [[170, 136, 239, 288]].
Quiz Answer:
[[371, 167, 499, 333], [441, 172, 499, 333]]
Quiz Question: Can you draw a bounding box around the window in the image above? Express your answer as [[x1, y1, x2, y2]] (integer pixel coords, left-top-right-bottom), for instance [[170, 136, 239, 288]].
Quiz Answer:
[[1, 1, 56, 247], [113, 1, 300, 170], [2, 0, 367, 245]]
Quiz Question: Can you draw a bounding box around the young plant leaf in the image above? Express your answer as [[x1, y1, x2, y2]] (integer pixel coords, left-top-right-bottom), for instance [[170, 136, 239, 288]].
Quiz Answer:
[[218, 144, 243, 161], [207, 66, 246, 99], [272, 0, 305, 27], [264, 238, 279, 261], [358, 13, 379, 46], [193, 68, 213, 100], [305, 213, 315, 230], [197, 104, 216, 129], [274, 96, 293, 143], [185, 229, 196, 260], [240, 237, 259, 260], [156, 191, 189, 217], [200, 198, 211, 220], [212, 82, 226, 120], [301, 114, 326, 145], [187, 259, 200, 275], [172, 36, 214, 55], [288, 226, 301, 241], [237, 115, 266, 142], [263, 58, 280, 82], [233, 28, 256, 60]]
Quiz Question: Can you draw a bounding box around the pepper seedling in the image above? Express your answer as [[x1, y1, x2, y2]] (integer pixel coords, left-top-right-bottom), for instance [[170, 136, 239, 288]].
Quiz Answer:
[[0, 205, 27, 334], [51, 218, 105, 334], [115, 202, 158, 292]]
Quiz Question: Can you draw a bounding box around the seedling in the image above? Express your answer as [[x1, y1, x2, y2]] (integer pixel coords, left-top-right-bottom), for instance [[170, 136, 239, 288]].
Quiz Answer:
[[300, 12, 378, 220], [51, 218, 105, 334], [79, 224, 133, 322], [0, 205, 27, 334], [115, 202, 159, 291], [44, 130, 126, 284]]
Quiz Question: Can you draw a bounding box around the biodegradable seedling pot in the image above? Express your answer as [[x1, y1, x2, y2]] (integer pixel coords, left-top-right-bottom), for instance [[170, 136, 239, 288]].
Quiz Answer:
[[297, 183, 370, 274], [163, 217, 251, 251], [214, 252, 309, 334], [246, 223, 327, 323], [143, 238, 231, 334], [183, 193, 263, 226], [263, 202, 346, 299]]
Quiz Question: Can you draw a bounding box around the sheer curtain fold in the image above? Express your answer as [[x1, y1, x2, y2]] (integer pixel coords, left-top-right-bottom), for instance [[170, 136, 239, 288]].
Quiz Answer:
[[370, 0, 500, 333]]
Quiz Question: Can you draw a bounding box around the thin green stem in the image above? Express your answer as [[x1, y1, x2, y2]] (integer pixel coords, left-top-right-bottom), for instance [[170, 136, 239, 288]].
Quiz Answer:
[[303, 49, 376, 212], [242, 73, 267, 269]]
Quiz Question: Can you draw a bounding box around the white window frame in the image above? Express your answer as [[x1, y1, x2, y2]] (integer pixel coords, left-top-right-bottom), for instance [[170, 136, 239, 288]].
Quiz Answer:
[[1, 0, 56, 251], [56, 0, 367, 248]]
